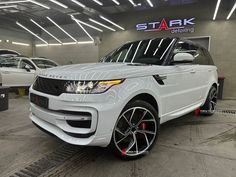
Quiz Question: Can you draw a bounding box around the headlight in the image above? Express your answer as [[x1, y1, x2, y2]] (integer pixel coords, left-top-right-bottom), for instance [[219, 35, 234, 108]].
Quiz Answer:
[[65, 79, 124, 94]]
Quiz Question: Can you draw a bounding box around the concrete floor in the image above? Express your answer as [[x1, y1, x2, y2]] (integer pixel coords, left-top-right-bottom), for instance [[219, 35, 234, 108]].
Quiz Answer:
[[0, 97, 236, 177]]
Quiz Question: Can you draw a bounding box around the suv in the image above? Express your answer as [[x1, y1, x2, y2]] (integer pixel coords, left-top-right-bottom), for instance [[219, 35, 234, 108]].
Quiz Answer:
[[29, 37, 218, 159]]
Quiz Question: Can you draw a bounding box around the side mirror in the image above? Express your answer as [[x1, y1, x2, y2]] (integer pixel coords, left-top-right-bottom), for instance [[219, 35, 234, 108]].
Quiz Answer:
[[24, 64, 31, 72], [173, 53, 194, 63]]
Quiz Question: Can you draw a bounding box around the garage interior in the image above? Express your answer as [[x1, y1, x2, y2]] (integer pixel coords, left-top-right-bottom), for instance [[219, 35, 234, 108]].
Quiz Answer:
[[0, 0, 236, 177]]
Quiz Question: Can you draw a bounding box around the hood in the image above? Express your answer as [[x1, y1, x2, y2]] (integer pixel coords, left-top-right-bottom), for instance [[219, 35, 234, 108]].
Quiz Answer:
[[39, 63, 168, 80]]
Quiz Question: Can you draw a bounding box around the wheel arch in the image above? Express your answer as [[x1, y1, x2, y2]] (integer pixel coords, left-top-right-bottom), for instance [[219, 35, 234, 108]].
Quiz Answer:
[[127, 93, 159, 116]]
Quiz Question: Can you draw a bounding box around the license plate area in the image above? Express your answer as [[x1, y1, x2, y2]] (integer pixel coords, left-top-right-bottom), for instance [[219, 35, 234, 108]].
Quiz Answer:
[[30, 93, 49, 109]]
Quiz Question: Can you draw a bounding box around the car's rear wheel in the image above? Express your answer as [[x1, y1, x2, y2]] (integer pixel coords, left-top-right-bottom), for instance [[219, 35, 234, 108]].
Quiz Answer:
[[111, 100, 159, 160], [201, 86, 217, 115]]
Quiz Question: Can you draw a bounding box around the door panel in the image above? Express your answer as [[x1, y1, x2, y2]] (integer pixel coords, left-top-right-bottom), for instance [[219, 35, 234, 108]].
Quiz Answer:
[[2, 67, 35, 87]]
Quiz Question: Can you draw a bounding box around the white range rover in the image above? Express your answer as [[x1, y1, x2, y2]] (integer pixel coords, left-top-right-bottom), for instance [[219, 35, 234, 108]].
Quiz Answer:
[[29, 37, 218, 159]]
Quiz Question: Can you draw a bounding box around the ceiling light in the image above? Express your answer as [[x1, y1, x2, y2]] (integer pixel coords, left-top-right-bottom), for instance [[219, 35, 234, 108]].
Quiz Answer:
[[71, 16, 103, 32], [35, 44, 48, 47], [226, 2, 236, 20], [30, 19, 62, 44], [12, 41, 30, 46], [29, 0, 50, 9], [48, 43, 62, 46], [0, 0, 28, 5], [16, 21, 48, 44], [74, 22, 94, 41], [0, 0, 50, 9], [0, 40, 2, 42], [128, 0, 136, 6], [99, 15, 125, 30], [213, 0, 221, 20], [47, 17, 77, 42], [62, 42, 77, 45], [91, 0, 103, 6], [49, 0, 68, 8], [72, 16, 94, 41], [89, 18, 116, 31], [71, 0, 86, 8], [0, 5, 17, 9], [78, 41, 94, 44], [111, 0, 120, 5], [146, 0, 153, 7]]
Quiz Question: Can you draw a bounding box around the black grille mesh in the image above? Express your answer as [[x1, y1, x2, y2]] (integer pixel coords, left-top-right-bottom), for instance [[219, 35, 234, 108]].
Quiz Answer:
[[33, 77, 67, 96]]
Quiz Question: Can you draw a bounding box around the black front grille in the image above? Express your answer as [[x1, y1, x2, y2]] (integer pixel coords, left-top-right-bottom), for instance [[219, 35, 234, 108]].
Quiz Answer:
[[33, 77, 67, 96]]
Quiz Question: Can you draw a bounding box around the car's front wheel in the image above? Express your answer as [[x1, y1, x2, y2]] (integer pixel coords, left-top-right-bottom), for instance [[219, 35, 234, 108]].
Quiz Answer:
[[111, 100, 159, 160]]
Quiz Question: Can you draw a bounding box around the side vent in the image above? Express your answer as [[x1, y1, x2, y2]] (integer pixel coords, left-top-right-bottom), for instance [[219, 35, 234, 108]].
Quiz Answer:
[[153, 75, 167, 85]]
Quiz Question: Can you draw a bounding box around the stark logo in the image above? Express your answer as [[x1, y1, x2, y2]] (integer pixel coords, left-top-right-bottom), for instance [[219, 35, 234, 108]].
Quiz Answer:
[[136, 18, 195, 32]]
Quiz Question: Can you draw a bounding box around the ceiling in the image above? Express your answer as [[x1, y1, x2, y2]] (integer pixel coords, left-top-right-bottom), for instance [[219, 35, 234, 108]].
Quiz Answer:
[[0, 0, 235, 40]]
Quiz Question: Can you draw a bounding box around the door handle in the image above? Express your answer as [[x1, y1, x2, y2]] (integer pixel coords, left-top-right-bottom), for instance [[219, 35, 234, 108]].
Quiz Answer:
[[190, 70, 196, 74]]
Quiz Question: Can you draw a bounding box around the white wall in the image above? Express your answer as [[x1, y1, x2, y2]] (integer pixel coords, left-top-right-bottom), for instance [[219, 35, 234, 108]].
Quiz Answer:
[[0, 28, 33, 56], [35, 42, 99, 65]]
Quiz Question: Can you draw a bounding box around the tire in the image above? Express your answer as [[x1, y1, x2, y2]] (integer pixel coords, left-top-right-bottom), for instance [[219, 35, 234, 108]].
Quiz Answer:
[[201, 86, 217, 116], [110, 100, 159, 160]]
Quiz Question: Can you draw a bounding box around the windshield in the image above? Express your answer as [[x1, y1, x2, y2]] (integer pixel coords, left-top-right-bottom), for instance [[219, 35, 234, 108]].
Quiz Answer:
[[101, 38, 176, 65], [32, 59, 58, 69], [0, 57, 19, 68]]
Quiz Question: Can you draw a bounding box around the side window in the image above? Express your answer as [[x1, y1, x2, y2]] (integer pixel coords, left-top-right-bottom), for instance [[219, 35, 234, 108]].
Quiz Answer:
[[20, 59, 36, 70], [0, 58, 19, 68], [192, 47, 208, 65], [174, 41, 191, 54], [203, 49, 215, 65]]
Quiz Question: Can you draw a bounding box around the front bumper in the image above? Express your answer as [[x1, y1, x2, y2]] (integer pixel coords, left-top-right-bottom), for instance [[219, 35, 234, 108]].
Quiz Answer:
[[29, 88, 125, 147]]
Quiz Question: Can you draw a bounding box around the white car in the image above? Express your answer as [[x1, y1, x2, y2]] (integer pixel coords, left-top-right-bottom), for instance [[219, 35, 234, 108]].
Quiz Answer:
[[29, 38, 218, 159], [0, 56, 58, 87]]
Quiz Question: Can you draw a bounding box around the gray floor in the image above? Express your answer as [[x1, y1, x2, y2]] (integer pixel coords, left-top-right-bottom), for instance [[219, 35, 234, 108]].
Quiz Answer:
[[0, 97, 236, 177]]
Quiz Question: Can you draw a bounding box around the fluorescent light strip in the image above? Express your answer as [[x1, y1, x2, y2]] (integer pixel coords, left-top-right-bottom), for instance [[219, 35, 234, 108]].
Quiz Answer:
[[62, 42, 77, 45], [146, 0, 153, 7], [213, 0, 221, 20], [99, 15, 125, 30], [91, 0, 103, 6], [128, 0, 136, 6], [71, 0, 85, 8], [0, 0, 50, 9], [48, 43, 62, 46], [30, 19, 62, 44], [73, 20, 94, 41], [112, 0, 120, 5], [49, 0, 68, 8], [227, 2, 236, 20], [29, 0, 50, 9], [89, 18, 116, 31], [35, 44, 48, 47], [0, 0, 28, 5], [71, 16, 103, 32], [47, 17, 77, 42], [12, 41, 30, 46], [16, 21, 48, 44], [78, 41, 94, 44], [0, 5, 17, 9]]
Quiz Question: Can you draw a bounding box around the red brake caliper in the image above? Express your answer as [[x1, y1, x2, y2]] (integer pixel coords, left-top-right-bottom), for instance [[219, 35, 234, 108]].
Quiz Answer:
[[121, 148, 126, 156], [194, 107, 201, 116], [140, 122, 146, 130]]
